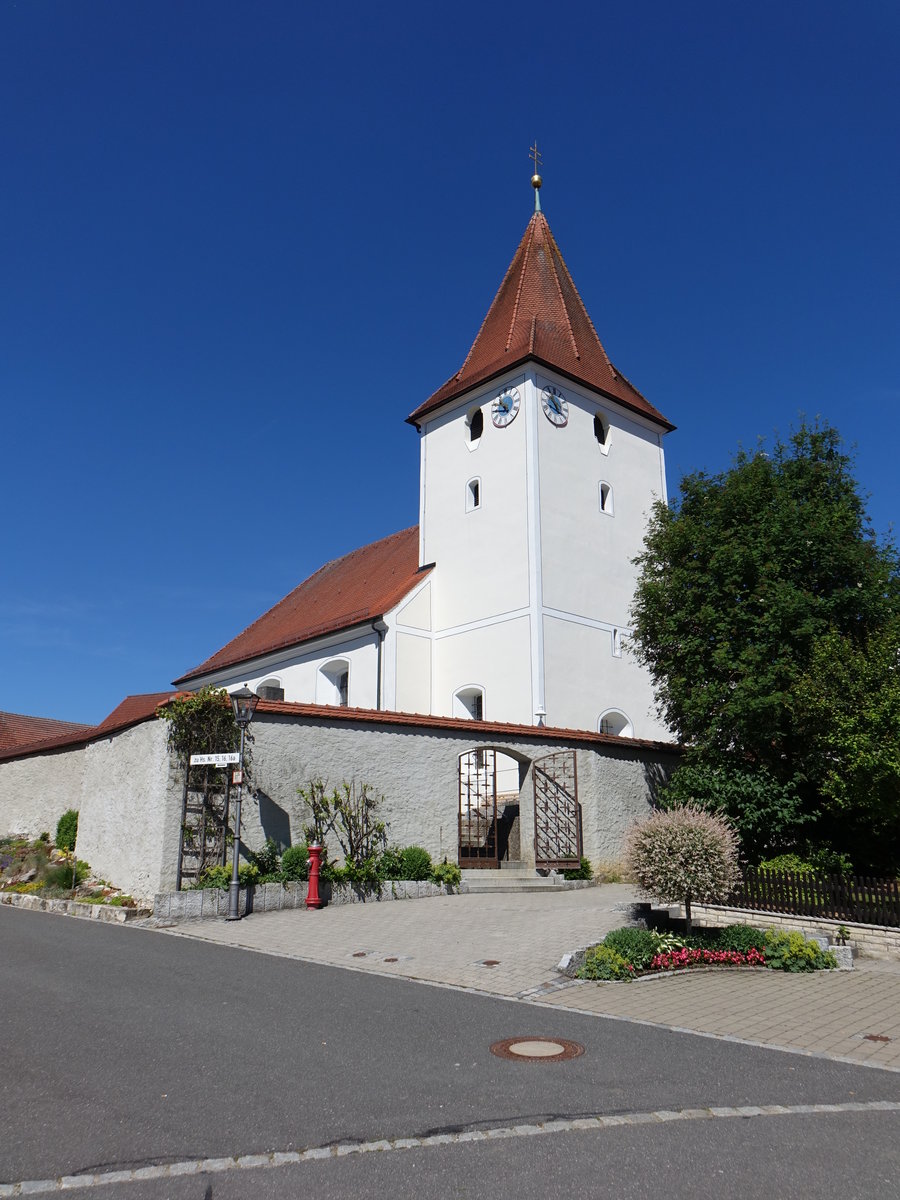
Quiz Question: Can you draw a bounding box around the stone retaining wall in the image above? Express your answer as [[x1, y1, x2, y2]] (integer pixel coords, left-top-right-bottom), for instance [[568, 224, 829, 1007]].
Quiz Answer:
[[0, 892, 148, 923], [153, 878, 465, 921], [685, 903, 899, 961]]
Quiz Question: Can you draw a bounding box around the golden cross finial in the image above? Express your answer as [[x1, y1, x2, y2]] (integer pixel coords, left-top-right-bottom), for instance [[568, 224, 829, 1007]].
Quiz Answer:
[[530, 142, 543, 211]]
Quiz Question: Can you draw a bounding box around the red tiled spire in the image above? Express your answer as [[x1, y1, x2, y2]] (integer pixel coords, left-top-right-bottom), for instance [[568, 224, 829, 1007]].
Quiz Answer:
[[408, 211, 673, 430]]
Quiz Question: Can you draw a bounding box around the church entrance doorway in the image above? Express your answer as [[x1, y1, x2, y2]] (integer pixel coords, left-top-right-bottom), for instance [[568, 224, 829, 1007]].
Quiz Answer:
[[458, 749, 498, 868], [458, 748, 525, 868], [533, 751, 582, 869]]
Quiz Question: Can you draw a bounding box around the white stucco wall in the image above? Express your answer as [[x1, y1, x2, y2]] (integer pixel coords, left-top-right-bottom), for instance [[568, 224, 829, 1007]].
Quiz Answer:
[[416, 364, 670, 739], [0, 720, 181, 902], [395, 632, 431, 715], [420, 371, 532, 630], [0, 744, 86, 839], [431, 616, 533, 723], [194, 628, 381, 710], [76, 720, 181, 901]]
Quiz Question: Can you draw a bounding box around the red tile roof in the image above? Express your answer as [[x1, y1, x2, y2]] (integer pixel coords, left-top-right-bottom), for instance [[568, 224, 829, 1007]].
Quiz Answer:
[[0, 693, 175, 762], [174, 527, 430, 685], [251, 697, 681, 754], [0, 711, 93, 754], [408, 211, 673, 430]]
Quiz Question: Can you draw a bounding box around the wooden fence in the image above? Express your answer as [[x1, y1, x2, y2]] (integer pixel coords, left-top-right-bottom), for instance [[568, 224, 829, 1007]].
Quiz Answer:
[[726, 868, 900, 929]]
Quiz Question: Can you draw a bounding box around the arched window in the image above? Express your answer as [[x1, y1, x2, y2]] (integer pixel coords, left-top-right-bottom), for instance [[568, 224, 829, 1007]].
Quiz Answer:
[[599, 481, 614, 515], [599, 709, 633, 738], [611, 628, 623, 657], [466, 477, 481, 512], [594, 412, 611, 453], [318, 659, 350, 707], [257, 676, 284, 701], [467, 408, 484, 443], [453, 686, 485, 721]]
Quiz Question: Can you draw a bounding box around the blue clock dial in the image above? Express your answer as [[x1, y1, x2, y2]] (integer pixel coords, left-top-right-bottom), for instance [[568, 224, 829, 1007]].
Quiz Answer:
[[541, 385, 568, 426], [492, 386, 521, 427]]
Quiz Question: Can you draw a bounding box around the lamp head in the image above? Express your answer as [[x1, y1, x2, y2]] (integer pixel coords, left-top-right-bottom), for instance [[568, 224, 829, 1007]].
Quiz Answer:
[[230, 685, 259, 728]]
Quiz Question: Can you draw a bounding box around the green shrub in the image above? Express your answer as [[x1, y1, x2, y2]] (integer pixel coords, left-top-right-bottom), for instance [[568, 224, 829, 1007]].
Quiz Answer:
[[602, 927, 660, 969], [576, 945, 635, 982], [377, 846, 405, 880], [43, 860, 89, 890], [716, 924, 767, 954], [194, 865, 232, 890], [38, 832, 50, 843], [55, 810, 79, 853], [563, 856, 594, 881], [399, 845, 433, 881], [758, 854, 815, 876], [431, 861, 461, 888], [249, 838, 281, 879], [764, 930, 837, 972], [759, 850, 853, 876], [238, 862, 260, 887], [280, 844, 309, 882]]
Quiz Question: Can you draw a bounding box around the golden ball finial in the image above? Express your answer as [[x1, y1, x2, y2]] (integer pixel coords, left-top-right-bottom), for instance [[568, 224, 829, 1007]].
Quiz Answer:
[[531, 173, 542, 189]]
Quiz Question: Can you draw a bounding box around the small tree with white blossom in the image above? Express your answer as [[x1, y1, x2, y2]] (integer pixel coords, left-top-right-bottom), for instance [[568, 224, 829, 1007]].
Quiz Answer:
[[624, 806, 739, 937]]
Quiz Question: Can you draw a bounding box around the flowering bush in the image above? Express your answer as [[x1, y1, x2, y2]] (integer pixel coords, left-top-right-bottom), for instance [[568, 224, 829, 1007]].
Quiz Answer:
[[650, 946, 766, 971], [624, 805, 739, 935]]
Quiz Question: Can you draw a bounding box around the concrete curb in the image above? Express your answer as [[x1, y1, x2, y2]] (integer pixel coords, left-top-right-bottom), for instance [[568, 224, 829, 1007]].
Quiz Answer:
[[0, 891, 149, 923]]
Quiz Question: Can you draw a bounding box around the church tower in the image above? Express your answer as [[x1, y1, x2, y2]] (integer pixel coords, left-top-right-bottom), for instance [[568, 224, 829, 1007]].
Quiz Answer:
[[405, 169, 674, 740]]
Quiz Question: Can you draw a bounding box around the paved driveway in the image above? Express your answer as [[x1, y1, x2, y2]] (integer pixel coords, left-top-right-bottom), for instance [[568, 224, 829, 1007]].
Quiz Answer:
[[165, 884, 900, 1071]]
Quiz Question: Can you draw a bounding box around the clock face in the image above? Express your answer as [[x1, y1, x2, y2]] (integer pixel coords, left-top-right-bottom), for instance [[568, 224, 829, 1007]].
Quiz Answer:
[[541, 385, 568, 426], [491, 386, 521, 428]]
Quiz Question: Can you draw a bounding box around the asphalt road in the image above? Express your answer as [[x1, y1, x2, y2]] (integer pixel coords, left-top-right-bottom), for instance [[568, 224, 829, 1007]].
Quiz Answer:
[[2, 907, 899, 1199]]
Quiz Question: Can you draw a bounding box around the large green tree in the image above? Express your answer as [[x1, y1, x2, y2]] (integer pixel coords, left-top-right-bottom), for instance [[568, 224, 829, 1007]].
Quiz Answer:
[[630, 422, 899, 868]]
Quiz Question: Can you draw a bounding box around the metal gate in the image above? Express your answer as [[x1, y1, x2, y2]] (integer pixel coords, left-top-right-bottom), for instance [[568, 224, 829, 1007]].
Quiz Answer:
[[176, 765, 232, 890], [533, 751, 581, 869], [458, 749, 498, 868]]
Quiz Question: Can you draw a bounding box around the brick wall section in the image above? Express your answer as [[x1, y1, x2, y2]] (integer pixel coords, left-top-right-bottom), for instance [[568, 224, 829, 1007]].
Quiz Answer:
[[684, 903, 900, 961]]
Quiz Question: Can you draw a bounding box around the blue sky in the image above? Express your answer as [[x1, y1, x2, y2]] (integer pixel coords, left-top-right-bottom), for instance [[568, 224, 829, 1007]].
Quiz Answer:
[[3, 1, 898, 724]]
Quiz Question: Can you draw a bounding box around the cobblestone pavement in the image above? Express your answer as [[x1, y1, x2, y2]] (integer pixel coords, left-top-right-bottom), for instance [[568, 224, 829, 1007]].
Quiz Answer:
[[164, 885, 900, 1071]]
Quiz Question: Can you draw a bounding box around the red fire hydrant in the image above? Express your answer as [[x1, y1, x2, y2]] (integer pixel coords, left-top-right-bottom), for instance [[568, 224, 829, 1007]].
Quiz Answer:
[[306, 843, 323, 910]]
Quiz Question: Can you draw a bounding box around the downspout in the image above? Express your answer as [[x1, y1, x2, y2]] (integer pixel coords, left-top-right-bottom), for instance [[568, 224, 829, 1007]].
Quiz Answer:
[[373, 619, 389, 710]]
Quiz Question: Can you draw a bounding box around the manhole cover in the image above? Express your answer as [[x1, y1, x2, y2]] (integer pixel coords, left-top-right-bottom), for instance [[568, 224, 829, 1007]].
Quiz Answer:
[[490, 1037, 585, 1063]]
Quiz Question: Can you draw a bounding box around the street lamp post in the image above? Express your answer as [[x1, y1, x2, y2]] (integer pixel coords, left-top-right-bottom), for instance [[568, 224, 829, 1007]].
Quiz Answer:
[[226, 685, 259, 921]]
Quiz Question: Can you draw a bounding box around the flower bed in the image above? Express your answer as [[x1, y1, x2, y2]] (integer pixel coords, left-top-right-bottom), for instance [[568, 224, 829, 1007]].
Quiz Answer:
[[572, 924, 838, 982]]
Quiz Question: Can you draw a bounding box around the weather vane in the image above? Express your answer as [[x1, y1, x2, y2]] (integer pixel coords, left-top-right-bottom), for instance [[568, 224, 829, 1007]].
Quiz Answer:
[[530, 141, 543, 211]]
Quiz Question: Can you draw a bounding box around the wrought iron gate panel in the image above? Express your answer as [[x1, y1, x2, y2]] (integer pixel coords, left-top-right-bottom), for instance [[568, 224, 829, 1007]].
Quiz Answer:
[[177, 765, 231, 889], [458, 749, 498, 868], [533, 751, 581, 869]]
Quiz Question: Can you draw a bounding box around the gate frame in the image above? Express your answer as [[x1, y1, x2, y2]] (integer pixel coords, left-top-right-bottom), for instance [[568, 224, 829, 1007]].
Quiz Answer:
[[533, 750, 582, 870]]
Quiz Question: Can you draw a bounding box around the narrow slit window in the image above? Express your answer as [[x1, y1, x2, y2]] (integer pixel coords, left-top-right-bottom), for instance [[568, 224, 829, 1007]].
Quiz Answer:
[[612, 628, 622, 657], [466, 478, 481, 511], [468, 409, 484, 442], [599, 482, 613, 515], [594, 413, 609, 446]]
